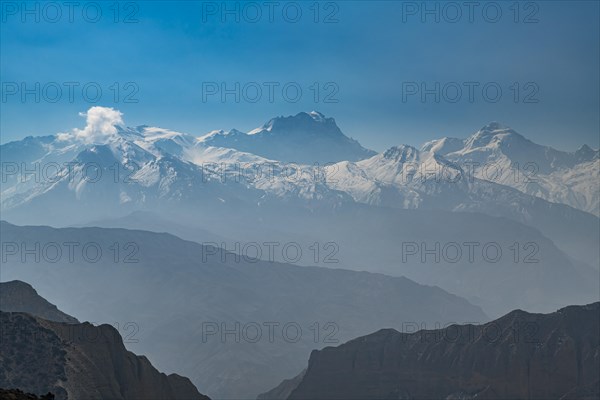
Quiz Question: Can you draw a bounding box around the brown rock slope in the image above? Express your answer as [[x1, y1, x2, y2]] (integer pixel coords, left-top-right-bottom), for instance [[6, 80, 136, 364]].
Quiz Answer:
[[0, 280, 209, 400], [265, 303, 600, 399], [0, 311, 209, 400]]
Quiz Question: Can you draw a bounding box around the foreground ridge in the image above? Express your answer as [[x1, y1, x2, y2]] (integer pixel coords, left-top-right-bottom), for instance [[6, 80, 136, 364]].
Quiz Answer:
[[260, 302, 600, 400]]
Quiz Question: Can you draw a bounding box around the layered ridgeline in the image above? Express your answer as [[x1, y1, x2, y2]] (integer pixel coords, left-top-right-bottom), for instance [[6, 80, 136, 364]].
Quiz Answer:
[[0, 281, 209, 400], [0, 108, 598, 317], [325, 142, 598, 268], [1, 108, 597, 269], [260, 302, 600, 400], [0, 222, 487, 399]]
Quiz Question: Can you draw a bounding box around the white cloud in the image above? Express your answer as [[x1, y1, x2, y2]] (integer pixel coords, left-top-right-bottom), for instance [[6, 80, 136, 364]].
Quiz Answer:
[[58, 106, 124, 143]]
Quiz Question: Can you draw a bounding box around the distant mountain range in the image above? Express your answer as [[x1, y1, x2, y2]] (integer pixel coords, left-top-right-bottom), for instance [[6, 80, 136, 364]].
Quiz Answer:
[[421, 122, 599, 216], [1, 111, 597, 267], [1, 109, 597, 316], [1, 110, 596, 222], [0, 281, 209, 400], [260, 302, 600, 399], [1, 108, 598, 399]]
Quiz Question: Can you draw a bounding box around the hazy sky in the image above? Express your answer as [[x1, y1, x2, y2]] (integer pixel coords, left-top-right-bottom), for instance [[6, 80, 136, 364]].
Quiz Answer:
[[1, 0, 598, 151]]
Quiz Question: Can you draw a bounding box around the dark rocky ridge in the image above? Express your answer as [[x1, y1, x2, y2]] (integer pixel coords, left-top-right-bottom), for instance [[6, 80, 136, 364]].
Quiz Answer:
[[0, 280, 209, 400], [0, 389, 55, 400], [262, 303, 600, 399], [0, 311, 209, 400]]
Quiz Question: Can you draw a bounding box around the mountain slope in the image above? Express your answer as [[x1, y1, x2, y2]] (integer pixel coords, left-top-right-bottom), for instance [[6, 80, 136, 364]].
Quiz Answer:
[[0, 280, 78, 323], [257, 370, 305, 400], [262, 302, 600, 399], [2, 111, 596, 269], [0, 311, 209, 400], [0, 222, 487, 399], [1, 109, 597, 313], [422, 123, 600, 216], [324, 144, 599, 267]]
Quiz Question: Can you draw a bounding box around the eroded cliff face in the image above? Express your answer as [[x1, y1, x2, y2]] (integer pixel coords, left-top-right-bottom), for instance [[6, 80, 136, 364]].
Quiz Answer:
[[284, 303, 600, 400], [0, 313, 68, 399], [0, 311, 209, 400]]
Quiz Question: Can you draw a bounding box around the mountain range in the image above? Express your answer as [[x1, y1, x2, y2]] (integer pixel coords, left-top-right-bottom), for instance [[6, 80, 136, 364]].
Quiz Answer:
[[2, 110, 597, 224], [1, 108, 597, 317], [0, 222, 487, 399], [421, 122, 599, 216], [1, 108, 598, 398]]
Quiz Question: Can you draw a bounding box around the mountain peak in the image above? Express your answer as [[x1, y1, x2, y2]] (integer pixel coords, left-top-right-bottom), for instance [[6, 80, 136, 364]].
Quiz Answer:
[[197, 111, 376, 164], [464, 122, 527, 150], [575, 144, 599, 161], [257, 111, 339, 135], [383, 145, 420, 162], [479, 121, 510, 132], [307, 110, 326, 121]]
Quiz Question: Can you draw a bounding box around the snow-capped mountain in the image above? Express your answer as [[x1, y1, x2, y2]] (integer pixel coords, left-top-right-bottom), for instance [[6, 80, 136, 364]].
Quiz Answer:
[[321, 143, 598, 267], [1, 108, 598, 268], [198, 111, 377, 164], [326, 144, 468, 209], [2, 107, 598, 319], [421, 122, 600, 215]]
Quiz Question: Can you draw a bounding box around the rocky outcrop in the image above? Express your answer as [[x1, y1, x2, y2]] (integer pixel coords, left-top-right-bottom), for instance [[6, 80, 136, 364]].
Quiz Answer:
[[0, 280, 210, 400], [0, 281, 78, 323], [0, 389, 55, 400], [0, 311, 209, 400], [268, 303, 600, 399]]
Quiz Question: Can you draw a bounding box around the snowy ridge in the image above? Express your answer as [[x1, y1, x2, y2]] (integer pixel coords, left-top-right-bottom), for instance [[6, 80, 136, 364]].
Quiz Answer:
[[1, 108, 598, 239], [2, 108, 598, 217], [421, 123, 599, 215]]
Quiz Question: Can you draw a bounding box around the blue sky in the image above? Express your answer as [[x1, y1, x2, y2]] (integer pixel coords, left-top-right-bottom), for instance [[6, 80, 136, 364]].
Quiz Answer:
[[1, 0, 599, 151]]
